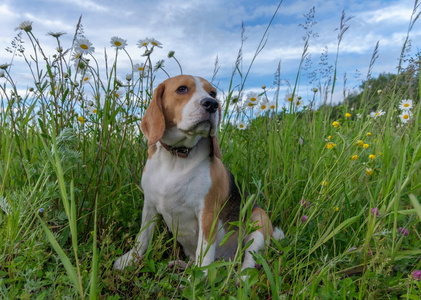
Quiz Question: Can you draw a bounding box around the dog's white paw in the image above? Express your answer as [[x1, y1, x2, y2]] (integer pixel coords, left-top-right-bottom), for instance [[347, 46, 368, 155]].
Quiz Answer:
[[272, 227, 285, 240], [113, 250, 139, 270], [168, 259, 190, 270]]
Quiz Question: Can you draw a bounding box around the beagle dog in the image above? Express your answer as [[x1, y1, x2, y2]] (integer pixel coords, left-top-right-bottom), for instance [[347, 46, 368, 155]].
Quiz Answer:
[[114, 75, 284, 276]]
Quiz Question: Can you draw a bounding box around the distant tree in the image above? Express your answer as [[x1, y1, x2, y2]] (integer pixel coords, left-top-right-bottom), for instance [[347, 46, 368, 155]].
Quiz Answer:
[[323, 56, 420, 121]]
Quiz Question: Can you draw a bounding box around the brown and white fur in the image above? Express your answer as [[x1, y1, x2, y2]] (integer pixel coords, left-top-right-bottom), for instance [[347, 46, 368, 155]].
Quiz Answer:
[[113, 75, 284, 276]]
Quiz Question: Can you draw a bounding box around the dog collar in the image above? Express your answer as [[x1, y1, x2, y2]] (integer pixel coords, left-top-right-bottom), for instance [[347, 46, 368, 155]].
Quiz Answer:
[[160, 141, 193, 158]]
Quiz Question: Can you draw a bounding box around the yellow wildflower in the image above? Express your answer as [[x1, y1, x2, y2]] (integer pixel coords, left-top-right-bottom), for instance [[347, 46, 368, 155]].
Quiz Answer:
[[351, 155, 358, 160], [366, 168, 374, 176], [366, 132, 372, 136], [363, 143, 369, 149], [369, 154, 376, 160], [345, 113, 351, 118], [321, 180, 328, 186], [77, 116, 85, 124], [326, 142, 337, 149], [332, 121, 340, 128], [356, 140, 364, 147]]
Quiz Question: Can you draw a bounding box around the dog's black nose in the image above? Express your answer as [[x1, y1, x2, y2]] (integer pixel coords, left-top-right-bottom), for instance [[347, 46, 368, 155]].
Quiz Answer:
[[200, 98, 219, 114]]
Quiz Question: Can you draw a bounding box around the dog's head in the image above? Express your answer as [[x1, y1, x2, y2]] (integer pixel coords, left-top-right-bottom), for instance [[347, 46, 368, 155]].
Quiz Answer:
[[140, 75, 221, 158]]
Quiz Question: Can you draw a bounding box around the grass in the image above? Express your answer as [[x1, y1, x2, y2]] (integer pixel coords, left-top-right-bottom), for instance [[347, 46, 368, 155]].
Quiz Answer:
[[1, 4, 421, 299]]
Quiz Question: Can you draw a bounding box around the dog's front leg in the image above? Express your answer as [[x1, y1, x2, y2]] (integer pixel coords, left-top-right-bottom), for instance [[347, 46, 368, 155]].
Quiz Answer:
[[114, 204, 158, 270]]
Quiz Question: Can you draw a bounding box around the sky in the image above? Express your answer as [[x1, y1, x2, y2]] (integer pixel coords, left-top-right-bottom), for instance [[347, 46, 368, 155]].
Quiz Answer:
[[0, 0, 420, 107]]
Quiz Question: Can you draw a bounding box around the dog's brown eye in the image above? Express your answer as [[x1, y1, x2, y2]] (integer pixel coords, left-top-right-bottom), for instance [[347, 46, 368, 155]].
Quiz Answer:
[[176, 86, 189, 94], [209, 91, 216, 98]]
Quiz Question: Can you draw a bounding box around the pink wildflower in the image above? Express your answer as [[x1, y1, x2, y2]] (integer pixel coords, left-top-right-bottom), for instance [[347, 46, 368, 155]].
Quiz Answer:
[[300, 198, 311, 208], [398, 227, 409, 236], [371, 208, 379, 217], [413, 270, 421, 280]]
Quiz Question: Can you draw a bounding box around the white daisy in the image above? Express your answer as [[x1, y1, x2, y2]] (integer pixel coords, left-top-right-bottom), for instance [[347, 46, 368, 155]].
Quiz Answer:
[[149, 38, 163, 48], [268, 101, 276, 110], [244, 99, 257, 109], [133, 63, 145, 72], [48, 31, 66, 38], [110, 36, 127, 49], [74, 38, 95, 55], [71, 52, 83, 61], [285, 93, 295, 103], [258, 100, 270, 112], [137, 38, 150, 48], [294, 96, 303, 107], [86, 106, 97, 115], [399, 99, 413, 110], [237, 121, 247, 130], [154, 59, 165, 71], [16, 21, 32, 32], [114, 87, 126, 98], [399, 110, 412, 123], [81, 73, 91, 83], [245, 92, 259, 108], [374, 110, 385, 118], [0, 63, 11, 70], [73, 57, 89, 73]]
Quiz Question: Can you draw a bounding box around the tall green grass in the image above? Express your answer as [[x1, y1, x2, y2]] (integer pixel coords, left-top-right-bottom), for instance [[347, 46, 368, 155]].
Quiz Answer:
[[1, 2, 421, 299]]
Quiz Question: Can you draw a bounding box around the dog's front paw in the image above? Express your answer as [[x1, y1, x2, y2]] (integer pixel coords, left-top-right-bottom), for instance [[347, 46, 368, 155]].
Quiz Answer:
[[168, 259, 190, 270], [113, 250, 140, 270]]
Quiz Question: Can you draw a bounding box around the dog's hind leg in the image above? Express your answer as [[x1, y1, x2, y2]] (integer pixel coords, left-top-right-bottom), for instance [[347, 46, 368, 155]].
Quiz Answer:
[[241, 207, 278, 271]]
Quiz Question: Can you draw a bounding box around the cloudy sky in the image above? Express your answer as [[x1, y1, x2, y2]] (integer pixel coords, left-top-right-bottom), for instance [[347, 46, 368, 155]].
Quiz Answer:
[[1, 0, 420, 106]]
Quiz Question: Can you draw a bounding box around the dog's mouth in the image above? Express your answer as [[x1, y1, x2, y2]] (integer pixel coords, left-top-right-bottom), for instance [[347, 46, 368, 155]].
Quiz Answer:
[[180, 120, 212, 137]]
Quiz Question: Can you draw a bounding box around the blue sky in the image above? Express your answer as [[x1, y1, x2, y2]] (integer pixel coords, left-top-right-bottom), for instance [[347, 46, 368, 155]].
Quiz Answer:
[[1, 0, 420, 106]]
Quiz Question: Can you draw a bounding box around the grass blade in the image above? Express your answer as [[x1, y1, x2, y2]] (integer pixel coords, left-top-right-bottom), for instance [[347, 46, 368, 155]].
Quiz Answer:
[[37, 214, 82, 296]]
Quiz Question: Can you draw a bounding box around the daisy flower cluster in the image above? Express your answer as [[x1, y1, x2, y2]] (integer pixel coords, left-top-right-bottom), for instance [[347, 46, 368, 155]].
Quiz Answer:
[[242, 91, 276, 113], [398, 99, 413, 124], [137, 37, 163, 57], [284, 93, 303, 107], [64, 32, 164, 127], [235, 90, 277, 130]]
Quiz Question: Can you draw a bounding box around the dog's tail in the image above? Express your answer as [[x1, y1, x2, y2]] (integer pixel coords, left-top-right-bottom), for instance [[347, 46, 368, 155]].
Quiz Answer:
[[272, 227, 285, 241]]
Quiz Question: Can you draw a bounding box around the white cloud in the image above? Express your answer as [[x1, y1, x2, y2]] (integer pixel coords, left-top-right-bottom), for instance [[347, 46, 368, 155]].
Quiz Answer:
[[55, 0, 109, 12], [361, 5, 414, 24], [0, 0, 419, 106], [0, 4, 16, 17]]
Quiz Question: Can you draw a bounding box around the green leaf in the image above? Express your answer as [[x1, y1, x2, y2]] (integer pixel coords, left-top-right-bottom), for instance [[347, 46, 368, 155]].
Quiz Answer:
[[309, 212, 362, 256], [37, 214, 81, 295], [89, 195, 98, 299], [219, 230, 235, 247], [409, 194, 421, 220]]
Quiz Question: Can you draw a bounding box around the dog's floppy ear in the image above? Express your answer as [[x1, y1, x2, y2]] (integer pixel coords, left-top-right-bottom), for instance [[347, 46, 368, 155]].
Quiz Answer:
[[211, 136, 222, 159], [140, 83, 165, 146], [211, 98, 222, 159]]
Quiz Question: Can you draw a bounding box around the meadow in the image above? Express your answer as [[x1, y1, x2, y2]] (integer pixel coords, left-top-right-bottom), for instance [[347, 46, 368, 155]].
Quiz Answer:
[[1, 5, 421, 299]]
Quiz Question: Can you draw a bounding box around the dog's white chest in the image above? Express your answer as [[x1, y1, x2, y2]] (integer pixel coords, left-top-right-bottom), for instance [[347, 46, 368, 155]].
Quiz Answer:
[[141, 151, 212, 256]]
